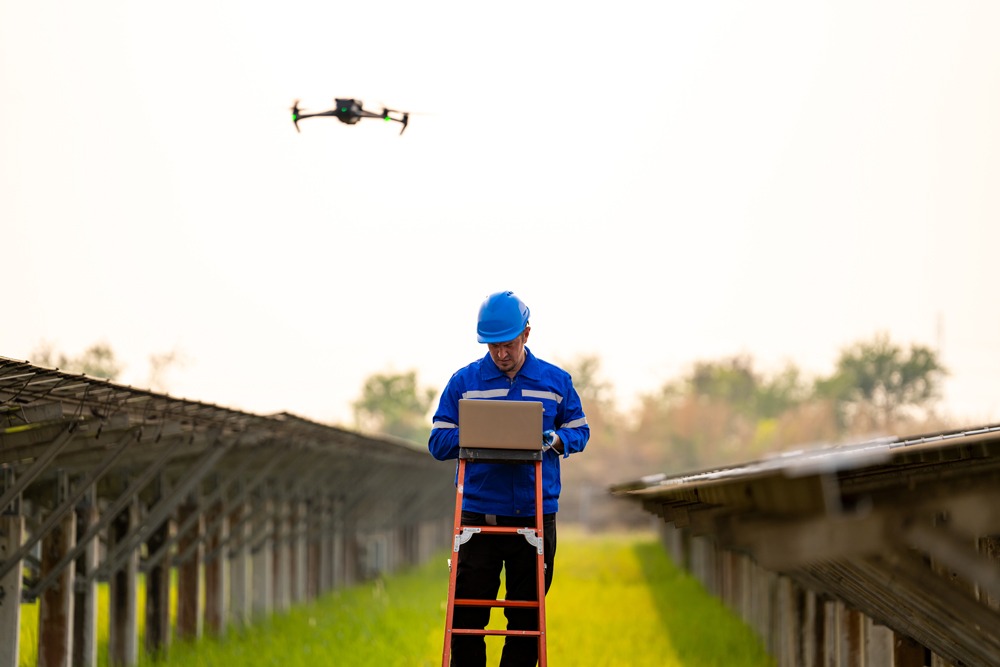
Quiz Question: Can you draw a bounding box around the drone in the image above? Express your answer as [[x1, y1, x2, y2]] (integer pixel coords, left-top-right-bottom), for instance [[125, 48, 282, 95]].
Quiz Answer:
[[291, 98, 410, 135]]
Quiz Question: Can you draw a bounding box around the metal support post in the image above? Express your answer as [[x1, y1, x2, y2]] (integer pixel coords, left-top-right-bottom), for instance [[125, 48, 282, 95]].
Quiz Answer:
[[272, 497, 291, 613], [332, 495, 346, 589], [228, 497, 252, 628], [252, 497, 274, 619], [176, 497, 203, 641], [204, 495, 228, 636], [0, 483, 24, 667], [38, 471, 76, 667], [323, 494, 338, 593], [291, 499, 308, 604], [72, 484, 99, 667], [107, 498, 139, 667], [305, 497, 325, 600], [144, 476, 171, 658]]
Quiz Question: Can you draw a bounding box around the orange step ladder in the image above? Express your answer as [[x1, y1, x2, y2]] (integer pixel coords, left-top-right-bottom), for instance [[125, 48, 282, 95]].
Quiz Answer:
[[441, 447, 548, 666]]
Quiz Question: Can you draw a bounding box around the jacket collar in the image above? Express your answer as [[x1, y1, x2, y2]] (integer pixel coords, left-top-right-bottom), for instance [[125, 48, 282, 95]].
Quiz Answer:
[[480, 347, 538, 382]]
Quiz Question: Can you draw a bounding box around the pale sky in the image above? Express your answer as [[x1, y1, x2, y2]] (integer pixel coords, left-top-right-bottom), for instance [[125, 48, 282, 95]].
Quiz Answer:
[[3, 1, 999, 428]]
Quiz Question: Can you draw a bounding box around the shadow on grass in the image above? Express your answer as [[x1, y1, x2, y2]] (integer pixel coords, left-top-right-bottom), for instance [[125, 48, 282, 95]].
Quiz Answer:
[[633, 540, 775, 667]]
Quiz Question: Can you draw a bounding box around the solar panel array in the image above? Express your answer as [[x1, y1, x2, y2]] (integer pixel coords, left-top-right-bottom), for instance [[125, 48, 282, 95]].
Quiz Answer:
[[612, 423, 1000, 666], [0, 356, 453, 665]]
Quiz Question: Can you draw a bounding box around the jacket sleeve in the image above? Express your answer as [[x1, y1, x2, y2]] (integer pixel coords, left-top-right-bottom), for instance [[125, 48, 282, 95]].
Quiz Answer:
[[428, 379, 461, 461], [554, 380, 589, 458]]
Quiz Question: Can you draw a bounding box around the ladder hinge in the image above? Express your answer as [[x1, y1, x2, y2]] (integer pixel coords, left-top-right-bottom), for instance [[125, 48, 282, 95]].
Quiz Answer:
[[517, 528, 544, 555], [454, 527, 481, 552]]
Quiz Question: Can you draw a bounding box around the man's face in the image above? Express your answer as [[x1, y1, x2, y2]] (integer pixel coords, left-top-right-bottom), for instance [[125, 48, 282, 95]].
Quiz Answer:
[[487, 327, 530, 378]]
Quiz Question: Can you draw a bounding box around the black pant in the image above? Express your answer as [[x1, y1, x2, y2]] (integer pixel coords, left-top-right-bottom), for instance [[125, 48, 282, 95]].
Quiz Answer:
[[451, 512, 557, 667]]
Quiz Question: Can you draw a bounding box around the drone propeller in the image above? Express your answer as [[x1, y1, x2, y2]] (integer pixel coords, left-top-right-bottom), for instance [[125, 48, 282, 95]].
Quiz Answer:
[[379, 107, 410, 135], [291, 100, 302, 133]]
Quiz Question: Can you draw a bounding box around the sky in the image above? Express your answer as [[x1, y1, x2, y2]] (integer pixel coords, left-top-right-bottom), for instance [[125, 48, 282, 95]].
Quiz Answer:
[[2, 1, 999, 429]]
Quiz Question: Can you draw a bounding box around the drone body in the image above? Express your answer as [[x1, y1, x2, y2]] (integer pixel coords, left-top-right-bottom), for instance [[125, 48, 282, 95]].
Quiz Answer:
[[291, 98, 410, 134]]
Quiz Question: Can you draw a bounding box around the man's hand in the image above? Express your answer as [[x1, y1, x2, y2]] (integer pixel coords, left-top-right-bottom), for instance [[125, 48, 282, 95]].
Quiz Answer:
[[543, 429, 563, 455]]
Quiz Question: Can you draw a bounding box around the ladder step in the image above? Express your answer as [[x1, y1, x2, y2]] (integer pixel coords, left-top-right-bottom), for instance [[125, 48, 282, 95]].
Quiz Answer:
[[454, 598, 539, 609], [451, 629, 544, 637], [455, 525, 538, 536]]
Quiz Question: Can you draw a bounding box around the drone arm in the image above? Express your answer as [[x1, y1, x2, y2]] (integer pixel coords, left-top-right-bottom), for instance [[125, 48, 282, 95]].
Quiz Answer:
[[297, 110, 340, 119], [292, 109, 341, 131]]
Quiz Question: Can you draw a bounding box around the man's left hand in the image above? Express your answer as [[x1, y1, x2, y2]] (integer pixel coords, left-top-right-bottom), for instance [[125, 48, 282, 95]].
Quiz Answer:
[[543, 429, 563, 455]]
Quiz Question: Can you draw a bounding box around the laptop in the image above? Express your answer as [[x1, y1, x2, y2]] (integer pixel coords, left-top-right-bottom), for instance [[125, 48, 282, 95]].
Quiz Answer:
[[458, 399, 543, 450]]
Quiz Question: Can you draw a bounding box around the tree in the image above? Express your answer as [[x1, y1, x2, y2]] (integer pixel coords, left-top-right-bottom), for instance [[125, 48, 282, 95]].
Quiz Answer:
[[352, 370, 438, 443], [816, 332, 947, 431], [557, 354, 619, 460], [690, 356, 759, 415], [625, 355, 818, 473], [558, 355, 614, 408], [555, 355, 645, 528], [688, 355, 806, 420], [31, 340, 123, 380]]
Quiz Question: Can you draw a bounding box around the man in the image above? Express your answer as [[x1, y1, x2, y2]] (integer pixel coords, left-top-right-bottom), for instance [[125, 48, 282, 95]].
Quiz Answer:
[[429, 290, 590, 666]]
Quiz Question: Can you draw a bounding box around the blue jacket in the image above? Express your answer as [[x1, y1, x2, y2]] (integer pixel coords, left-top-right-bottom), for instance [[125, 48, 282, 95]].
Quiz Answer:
[[428, 348, 590, 515]]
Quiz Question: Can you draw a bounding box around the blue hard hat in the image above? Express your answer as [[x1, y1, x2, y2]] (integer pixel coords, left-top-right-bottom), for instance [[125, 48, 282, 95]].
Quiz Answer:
[[477, 291, 530, 343]]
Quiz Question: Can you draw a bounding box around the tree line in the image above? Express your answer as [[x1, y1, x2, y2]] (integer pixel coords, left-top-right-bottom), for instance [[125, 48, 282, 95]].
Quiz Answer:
[[33, 333, 949, 529], [29, 340, 184, 393], [352, 332, 949, 528]]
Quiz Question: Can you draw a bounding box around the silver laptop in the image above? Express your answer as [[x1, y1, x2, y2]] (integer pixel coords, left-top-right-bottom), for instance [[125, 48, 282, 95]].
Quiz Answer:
[[458, 399, 543, 450]]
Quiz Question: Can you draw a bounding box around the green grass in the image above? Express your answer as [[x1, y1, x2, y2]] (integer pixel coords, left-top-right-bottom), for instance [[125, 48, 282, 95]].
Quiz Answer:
[[19, 573, 163, 667], [547, 533, 773, 666], [20, 531, 773, 666]]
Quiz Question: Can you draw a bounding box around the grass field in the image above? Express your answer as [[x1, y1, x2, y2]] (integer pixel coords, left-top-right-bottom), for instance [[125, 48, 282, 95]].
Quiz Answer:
[[20, 530, 773, 666]]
